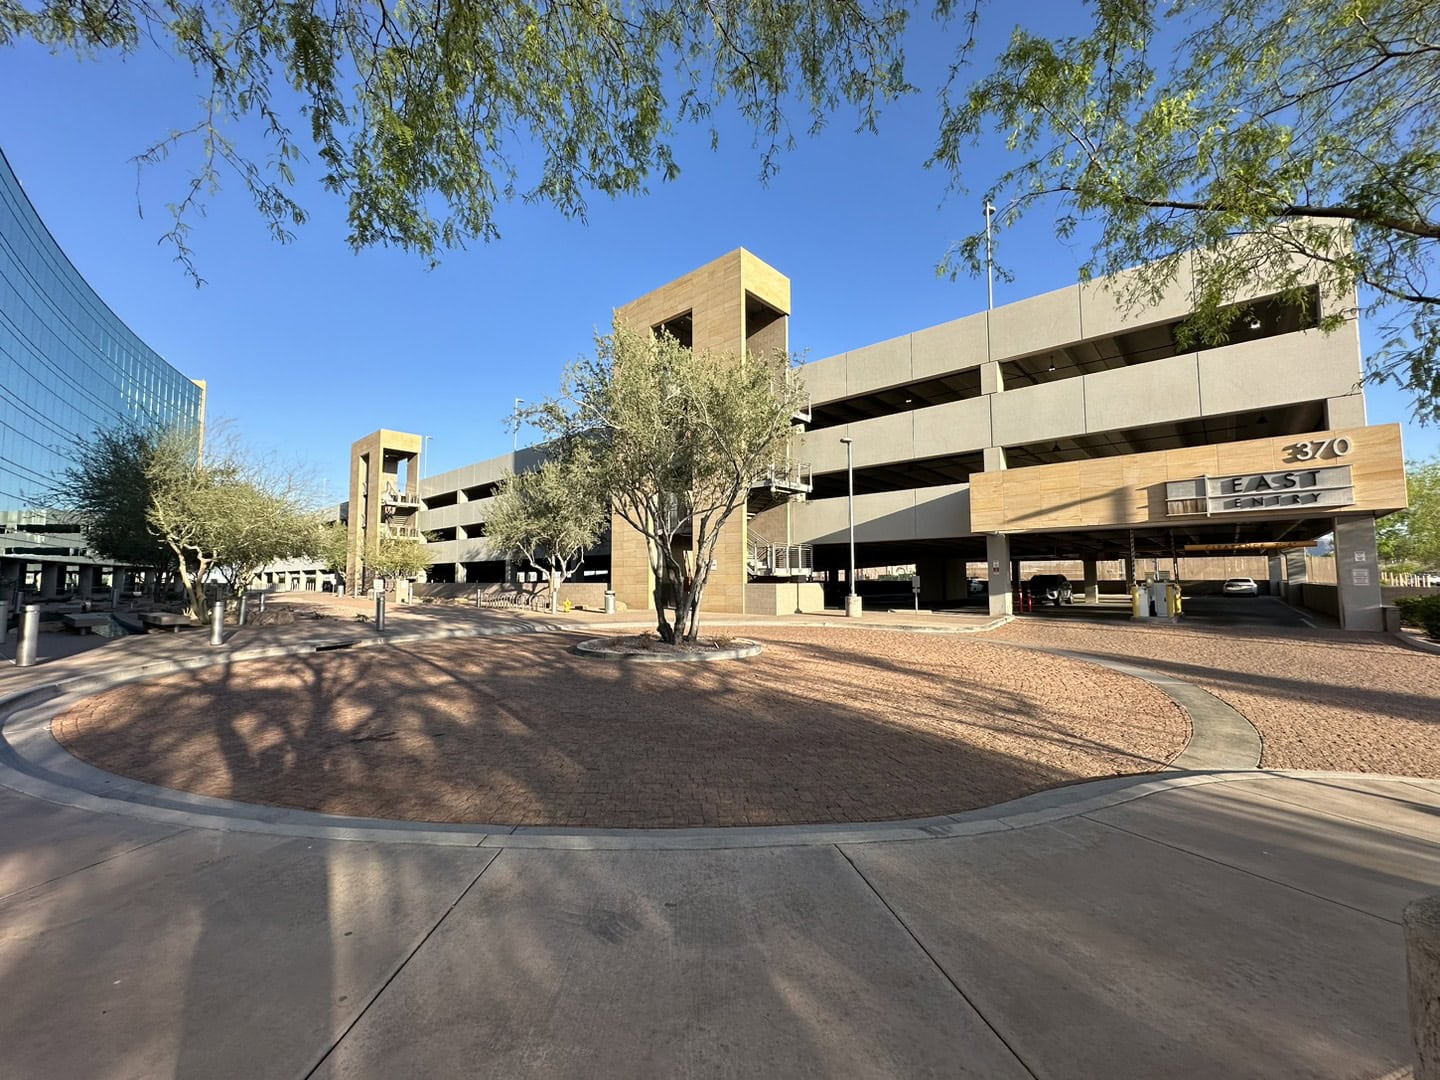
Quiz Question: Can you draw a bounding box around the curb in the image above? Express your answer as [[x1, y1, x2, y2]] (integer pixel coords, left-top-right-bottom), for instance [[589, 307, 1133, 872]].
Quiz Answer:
[[0, 618, 1268, 850]]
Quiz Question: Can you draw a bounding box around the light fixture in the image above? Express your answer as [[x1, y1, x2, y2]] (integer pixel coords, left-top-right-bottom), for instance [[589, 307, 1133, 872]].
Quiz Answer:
[[1048, 357, 1057, 372], [1246, 315, 1262, 331], [1051, 442, 1062, 454], [1256, 414, 1269, 425]]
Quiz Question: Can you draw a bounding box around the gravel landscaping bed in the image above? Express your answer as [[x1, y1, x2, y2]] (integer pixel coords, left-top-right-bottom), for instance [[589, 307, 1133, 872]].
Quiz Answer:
[[51, 627, 1187, 828], [992, 620, 1440, 777]]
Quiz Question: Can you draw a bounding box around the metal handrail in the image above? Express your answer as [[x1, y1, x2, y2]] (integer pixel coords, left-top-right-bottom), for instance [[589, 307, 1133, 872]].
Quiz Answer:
[[381, 486, 421, 506]]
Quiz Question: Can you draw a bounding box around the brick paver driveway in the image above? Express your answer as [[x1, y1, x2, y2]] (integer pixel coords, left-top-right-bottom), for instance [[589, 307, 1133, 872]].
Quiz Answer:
[[52, 627, 1186, 827]]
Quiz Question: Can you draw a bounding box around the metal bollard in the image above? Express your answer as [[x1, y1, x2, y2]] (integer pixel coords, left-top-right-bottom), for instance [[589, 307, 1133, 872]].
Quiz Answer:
[[257, 591, 266, 614], [15, 605, 40, 667], [110, 586, 120, 610], [0, 599, 9, 647], [238, 591, 249, 627], [209, 600, 225, 646], [375, 591, 386, 633]]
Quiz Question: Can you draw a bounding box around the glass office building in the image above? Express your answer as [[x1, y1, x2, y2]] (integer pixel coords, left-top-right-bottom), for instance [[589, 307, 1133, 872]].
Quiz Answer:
[[0, 148, 203, 543]]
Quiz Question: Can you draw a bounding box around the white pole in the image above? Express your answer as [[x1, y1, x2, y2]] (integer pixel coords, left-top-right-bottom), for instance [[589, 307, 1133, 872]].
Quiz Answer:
[[514, 398, 524, 452], [985, 201, 996, 310], [841, 436, 857, 615]]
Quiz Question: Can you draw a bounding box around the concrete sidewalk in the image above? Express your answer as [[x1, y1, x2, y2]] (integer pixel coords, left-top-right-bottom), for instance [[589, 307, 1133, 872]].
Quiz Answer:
[[1, 603, 1434, 1077], [0, 772, 1434, 1078]]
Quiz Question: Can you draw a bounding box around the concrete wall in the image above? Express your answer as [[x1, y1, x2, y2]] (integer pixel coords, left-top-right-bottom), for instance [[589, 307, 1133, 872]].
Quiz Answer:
[[793, 485, 970, 545], [1299, 583, 1341, 617], [745, 582, 826, 615], [799, 328, 1362, 478]]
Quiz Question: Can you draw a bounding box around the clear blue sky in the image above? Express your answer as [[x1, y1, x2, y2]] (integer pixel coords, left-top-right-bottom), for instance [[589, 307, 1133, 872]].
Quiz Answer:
[[2, 11, 1435, 503]]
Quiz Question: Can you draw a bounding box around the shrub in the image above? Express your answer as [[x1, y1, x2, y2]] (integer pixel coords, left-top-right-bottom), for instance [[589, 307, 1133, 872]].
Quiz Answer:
[[1395, 595, 1440, 639]]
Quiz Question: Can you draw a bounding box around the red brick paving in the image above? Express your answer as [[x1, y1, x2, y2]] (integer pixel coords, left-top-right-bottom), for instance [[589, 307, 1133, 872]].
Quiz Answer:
[[52, 627, 1186, 827]]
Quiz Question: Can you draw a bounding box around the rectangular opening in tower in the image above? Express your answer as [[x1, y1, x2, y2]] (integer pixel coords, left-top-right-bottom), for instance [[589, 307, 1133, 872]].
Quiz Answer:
[[745, 293, 787, 356], [654, 311, 693, 349]]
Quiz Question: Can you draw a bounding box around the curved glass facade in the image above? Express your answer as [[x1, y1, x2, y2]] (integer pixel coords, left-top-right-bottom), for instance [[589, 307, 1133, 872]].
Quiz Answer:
[[0, 148, 203, 524]]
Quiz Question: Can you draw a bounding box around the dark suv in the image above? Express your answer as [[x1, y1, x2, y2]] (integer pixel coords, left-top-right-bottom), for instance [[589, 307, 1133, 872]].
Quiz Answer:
[[1028, 574, 1074, 606]]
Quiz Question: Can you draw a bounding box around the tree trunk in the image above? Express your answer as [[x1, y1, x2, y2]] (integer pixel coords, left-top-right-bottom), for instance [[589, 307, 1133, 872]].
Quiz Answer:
[[653, 567, 679, 643], [175, 559, 206, 622], [655, 588, 676, 641], [683, 582, 706, 642]]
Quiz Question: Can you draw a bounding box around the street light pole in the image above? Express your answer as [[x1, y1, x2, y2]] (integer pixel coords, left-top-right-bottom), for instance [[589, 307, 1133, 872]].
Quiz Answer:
[[985, 201, 996, 310], [840, 436, 860, 618], [513, 397, 524, 452]]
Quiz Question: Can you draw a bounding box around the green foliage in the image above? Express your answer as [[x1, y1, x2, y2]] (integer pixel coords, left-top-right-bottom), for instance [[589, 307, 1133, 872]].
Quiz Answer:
[[486, 447, 608, 613], [145, 427, 321, 618], [366, 536, 430, 589], [1, 0, 912, 281], [48, 424, 174, 571], [1377, 458, 1440, 568], [318, 521, 349, 573], [1394, 594, 1440, 638], [934, 0, 1440, 421], [526, 319, 806, 642]]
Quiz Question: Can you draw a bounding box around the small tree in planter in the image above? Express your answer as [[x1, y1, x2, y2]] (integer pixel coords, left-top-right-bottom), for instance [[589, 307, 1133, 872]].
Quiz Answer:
[[487, 445, 608, 613], [524, 319, 804, 643], [366, 536, 431, 596]]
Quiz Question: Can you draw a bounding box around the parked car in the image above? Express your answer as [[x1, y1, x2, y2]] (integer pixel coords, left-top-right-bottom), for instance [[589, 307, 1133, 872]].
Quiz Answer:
[[1028, 574, 1074, 606], [1222, 577, 1260, 596], [967, 577, 988, 595]]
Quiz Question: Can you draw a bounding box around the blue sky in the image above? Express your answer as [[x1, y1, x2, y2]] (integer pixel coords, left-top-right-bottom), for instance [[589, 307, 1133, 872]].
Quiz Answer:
[[2, 10, 1436, 501]]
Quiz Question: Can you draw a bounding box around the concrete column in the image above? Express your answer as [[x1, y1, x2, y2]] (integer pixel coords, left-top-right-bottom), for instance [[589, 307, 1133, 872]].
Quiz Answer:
[[77, 565, 96, 598], [1123, 557, 1136, 590], [1285, 549, 1308, 606], [1081, 558, 1099, 604], [944, 558, 968, 603], [916, 557, 946, 605], [39, 562, 60, 599], [1332, 515, 1384, 631], [982, 446, 1006, 472], [1325, 394, 1366, 430], [455, 562, 468, 584], [986, 533, 1012, 617], [1267, 555, 1283, 598], [980, 361, 1003, 395]]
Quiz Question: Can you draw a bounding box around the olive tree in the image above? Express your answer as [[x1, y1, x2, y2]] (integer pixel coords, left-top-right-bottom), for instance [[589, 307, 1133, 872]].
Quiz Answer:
[[486, 446, 608, 613], [526, 320, 805, 642]]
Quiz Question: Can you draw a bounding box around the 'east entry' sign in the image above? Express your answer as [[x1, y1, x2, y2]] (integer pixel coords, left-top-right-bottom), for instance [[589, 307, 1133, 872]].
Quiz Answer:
[[1166, 465, 1355, 516]]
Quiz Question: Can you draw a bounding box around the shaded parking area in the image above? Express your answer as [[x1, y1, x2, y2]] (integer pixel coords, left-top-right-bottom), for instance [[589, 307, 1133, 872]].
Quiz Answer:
[[1012, 591, 1330, 629]]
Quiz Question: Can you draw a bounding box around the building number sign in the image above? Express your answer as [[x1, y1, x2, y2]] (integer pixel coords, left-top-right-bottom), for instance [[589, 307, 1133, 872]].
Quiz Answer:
[[1284, 436, 1353, 463]]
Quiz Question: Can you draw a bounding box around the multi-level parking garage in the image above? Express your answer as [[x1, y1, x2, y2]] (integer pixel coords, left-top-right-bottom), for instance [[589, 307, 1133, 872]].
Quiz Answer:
[[335, 247, 1404, 632], [759, 251, 1406, 630]]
